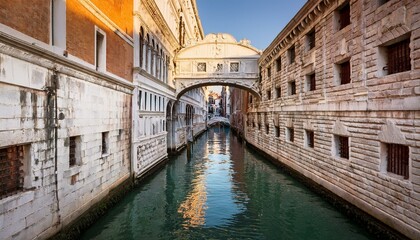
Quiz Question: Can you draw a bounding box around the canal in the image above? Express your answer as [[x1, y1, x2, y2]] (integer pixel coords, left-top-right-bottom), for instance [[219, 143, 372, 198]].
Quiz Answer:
[[81, 126, 377, 240]]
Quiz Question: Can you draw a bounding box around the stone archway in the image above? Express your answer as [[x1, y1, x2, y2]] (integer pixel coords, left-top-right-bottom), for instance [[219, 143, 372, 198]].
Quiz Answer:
[[166, 100, 175, 152], [174, 33, 261, 99]]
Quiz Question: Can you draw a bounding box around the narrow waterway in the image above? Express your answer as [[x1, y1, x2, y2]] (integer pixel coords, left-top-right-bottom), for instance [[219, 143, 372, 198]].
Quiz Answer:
[[81, 127, 377, 240]]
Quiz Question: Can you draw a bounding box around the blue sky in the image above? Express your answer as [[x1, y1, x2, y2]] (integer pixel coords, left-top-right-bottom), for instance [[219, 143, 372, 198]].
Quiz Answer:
[[196, 0, 307, 50]]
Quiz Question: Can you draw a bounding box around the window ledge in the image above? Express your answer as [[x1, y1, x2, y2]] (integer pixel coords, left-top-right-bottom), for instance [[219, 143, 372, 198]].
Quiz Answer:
[[0, 190, 35, 211], [64, 165, 82, 178]]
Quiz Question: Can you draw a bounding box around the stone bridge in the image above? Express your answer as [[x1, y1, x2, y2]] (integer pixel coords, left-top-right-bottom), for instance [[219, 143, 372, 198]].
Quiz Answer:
[[207, 117, 230, 127], [174, 33, 261, 99]]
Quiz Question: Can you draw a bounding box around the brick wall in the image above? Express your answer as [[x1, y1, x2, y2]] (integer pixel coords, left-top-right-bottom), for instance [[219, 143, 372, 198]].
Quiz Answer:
[[66, 0, 133, 81], [0, 0, 50, 44]]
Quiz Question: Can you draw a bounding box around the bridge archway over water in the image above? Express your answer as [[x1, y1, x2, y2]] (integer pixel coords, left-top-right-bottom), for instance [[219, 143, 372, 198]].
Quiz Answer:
[[174, 33, 261, 99]]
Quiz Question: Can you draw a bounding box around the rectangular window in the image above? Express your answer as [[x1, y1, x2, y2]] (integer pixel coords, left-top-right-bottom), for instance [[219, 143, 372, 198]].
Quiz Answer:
[[275, 126, 280, 138], [69, 137, 77, 167], [276, 87, 281, 98], [306, 29, 315, 51], [338, 61, 351, 85], [102, 132, 109, 155], [149, 94, 152, 111], [154, 96, 157, 111], [258, 123, 261, 131], [387, 144, 409, 179], [265, 124, 269, 134], [387, 39, 411, 75], [138, 90, 142, 110], [95, 29, 106, 71], [287, 128, 294, 142], [230, 62, 239, 72], [338, 2, 350, 30], [289, 81, 296, 95], [267, 90, 271, 100], [306, 130, 314, 148], [197, 62, 206, 72], [306, 73, 316, 91], [288, 45, 296, 64], [216, 63, 223, 72], [0, 145, 24, 199], [267, 67, 271, 78], [336, 135, 349, 159], [276, 57, 282, 72]]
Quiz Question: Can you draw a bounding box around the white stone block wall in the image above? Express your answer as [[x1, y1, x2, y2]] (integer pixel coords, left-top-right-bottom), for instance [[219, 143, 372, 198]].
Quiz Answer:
[[250, 0, 420, 239], [0, 39, 132, 239]]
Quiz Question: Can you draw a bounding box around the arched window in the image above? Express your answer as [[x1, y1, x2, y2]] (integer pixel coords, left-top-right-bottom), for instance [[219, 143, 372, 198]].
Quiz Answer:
[[139, 27, 144, 68], [151, 39, 155, 76], [146, 34, 150, 71]]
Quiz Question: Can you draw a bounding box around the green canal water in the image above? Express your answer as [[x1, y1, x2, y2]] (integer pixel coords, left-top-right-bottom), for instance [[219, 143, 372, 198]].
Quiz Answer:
[[81, 127, 378, 240]]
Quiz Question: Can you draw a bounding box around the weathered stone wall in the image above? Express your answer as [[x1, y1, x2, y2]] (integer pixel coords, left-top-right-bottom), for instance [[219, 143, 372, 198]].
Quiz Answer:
[[134, 133, 167, 177], [0, 39, 132, 239], [249, 0, 420, 239]]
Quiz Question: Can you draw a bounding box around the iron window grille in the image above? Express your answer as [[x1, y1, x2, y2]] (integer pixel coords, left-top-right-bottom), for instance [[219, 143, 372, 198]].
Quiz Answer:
[[338, 3, 350, 30], [338, 136, 349, 159], [387, 144, 409, 179], [0, 146, 24, 199], [387, 39, 411, 75], [69, 137, 77, 166], [102, 132, 108, 154], [339, 61, 351, 85], [308, 73, 316, 91], [275, 126, 280, 138], [276, 87, 281, 98], [276, 57, 282, 72], [290, 81, 296, 95], [288, 128, 294, 142], [267, 90, 271, 100], [230, 62, 239, 72], [307, 30, 315, 50], [288, 46, 296, 64], [197, 62, 206, 72], [307, 130, 314, 148]]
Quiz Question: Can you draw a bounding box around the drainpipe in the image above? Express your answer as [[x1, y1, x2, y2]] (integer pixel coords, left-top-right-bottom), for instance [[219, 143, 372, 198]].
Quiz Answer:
[[48, 68, 61, 224]]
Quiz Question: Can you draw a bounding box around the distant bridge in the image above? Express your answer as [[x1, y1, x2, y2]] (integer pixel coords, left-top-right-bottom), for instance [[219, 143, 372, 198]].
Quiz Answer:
[[207, 117, 230, 127]]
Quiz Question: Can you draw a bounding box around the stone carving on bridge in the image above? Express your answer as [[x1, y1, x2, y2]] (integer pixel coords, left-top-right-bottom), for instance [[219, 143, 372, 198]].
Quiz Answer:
[[174, 33, 261, 99]]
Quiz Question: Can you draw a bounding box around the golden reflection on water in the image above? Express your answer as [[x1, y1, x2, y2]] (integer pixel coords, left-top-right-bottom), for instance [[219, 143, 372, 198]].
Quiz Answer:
[[177, 172, 207, 228]]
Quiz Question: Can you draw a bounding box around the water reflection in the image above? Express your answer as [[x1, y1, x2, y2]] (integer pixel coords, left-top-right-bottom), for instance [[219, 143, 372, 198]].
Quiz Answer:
[[81, 127, 377, 240]]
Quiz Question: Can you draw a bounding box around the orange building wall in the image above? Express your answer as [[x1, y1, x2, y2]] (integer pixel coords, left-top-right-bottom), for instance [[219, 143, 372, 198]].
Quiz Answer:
[[0, 0, 50, 44], [66, 0, 133, 81], [91, 0, 133, 37]]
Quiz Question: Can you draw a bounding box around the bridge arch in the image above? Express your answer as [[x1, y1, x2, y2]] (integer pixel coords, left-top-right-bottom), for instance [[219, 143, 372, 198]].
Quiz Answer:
[[174, 33, 261, 99]]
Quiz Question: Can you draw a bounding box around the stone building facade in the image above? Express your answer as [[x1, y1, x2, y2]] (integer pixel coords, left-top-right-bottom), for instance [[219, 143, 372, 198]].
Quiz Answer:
[[244, 0, 420, 238], [0, 0, 133, 239], [132, 0, 207, 175]]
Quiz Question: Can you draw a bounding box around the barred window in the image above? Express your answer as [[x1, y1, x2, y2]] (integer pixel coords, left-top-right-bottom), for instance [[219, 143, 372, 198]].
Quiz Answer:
[[338, 2, 350, 30], [387, 144, 409, 179], [102, 132, 109, 155], [276, 87, 281, 98], [0, 145, 24, 199], [267, 90, 271, 100], [69, 137, 77, 167], [306, 73, 316, 91], [306, 130, 314, 148], [288, 45, 296, 64], [287, 128, 294, 142], [197, 62, 206, 72], [275, 126, 280, 138], [306, 29, 315, 51], [387, 39, 411, 75], [230, 62, 239, 72], [338, 61, 351, 85], [336, 135, 349, 159], [289, 81, 296, 96], [276, 57, 282, 72]]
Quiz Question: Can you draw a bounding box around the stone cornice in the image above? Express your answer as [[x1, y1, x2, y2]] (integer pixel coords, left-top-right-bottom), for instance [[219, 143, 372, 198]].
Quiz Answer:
[[0, 31, 134, 92], [260, 0, 332, 66]]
